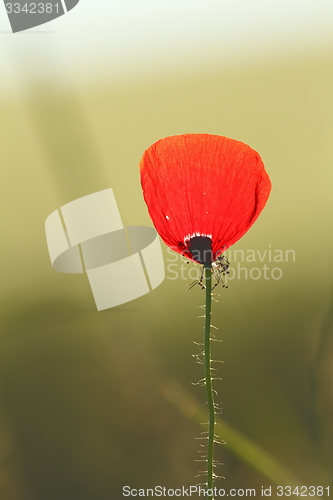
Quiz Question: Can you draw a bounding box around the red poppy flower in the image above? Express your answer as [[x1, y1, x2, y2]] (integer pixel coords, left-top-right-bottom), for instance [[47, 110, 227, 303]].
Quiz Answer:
[[139, 134, 271, 266]]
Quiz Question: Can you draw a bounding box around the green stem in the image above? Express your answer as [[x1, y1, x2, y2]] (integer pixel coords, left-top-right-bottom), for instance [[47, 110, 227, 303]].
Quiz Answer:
[[204, 265, 215, 499], [162, 380, 306, 493]]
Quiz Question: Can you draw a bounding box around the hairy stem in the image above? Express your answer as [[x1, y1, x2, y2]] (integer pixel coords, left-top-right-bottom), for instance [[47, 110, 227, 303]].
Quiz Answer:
[[204, 265, 215, 499]]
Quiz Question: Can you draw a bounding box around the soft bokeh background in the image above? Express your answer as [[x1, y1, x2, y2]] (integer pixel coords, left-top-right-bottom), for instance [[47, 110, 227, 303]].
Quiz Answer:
[[1, 1, 333, 498]]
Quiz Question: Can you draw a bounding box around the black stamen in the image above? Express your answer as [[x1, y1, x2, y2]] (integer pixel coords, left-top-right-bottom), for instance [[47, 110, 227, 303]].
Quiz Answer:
[[188, 236, 213, 267]]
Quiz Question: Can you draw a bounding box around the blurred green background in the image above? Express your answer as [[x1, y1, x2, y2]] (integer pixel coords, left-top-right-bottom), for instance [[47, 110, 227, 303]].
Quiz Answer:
[[1, 1, 333, 499]]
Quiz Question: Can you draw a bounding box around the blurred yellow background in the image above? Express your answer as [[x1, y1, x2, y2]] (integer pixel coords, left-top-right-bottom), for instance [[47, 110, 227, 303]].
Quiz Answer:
[[1, 1, 333, 499]]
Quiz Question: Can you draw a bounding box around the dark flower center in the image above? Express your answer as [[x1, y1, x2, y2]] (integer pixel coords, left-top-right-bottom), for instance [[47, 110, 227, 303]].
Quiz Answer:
[[188, 236, 213, 267]]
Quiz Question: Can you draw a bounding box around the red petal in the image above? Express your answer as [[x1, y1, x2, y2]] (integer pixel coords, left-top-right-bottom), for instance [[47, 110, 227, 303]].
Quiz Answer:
[[140, 134, 271, 262]]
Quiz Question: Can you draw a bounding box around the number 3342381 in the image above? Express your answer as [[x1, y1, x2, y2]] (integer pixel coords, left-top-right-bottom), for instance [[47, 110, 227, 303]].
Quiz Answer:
[[5, 3, 59, 14]]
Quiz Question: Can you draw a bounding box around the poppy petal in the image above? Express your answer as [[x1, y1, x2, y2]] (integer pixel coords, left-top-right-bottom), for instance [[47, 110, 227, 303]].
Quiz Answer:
[[140, 134, 271, 263]]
